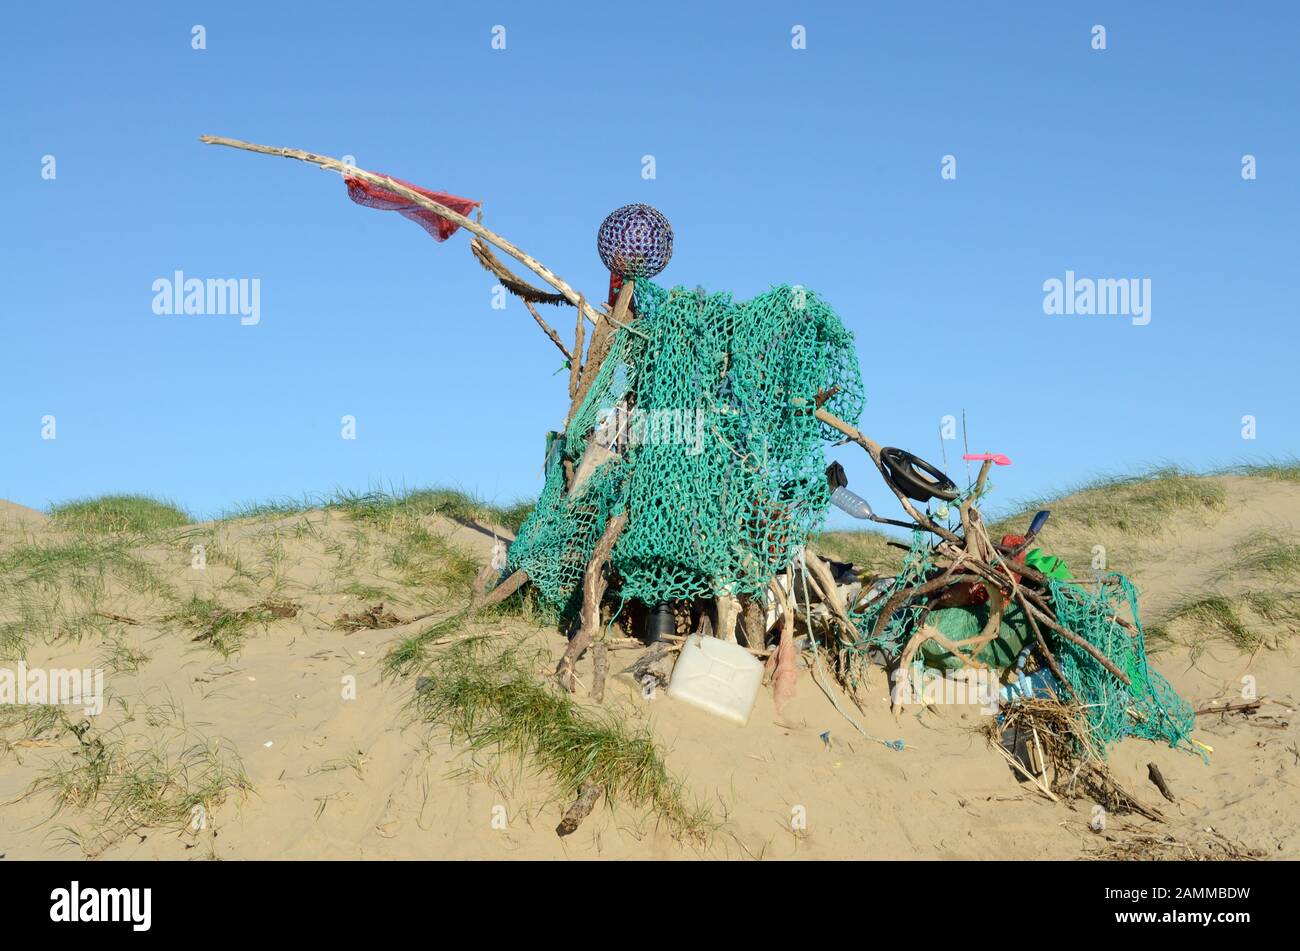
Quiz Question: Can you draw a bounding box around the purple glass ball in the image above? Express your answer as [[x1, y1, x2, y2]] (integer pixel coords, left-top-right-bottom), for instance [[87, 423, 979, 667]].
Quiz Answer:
[[597, 204, 673, 278]]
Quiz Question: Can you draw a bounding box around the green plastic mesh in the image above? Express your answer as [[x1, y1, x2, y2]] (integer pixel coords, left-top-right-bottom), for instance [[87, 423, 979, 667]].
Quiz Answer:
[[1047, 574, 1195, 752], [508, 279, 865, 617], [846, 529, 934, 656], [845, 532, 1195, 753], [842, 487, 980, 658]]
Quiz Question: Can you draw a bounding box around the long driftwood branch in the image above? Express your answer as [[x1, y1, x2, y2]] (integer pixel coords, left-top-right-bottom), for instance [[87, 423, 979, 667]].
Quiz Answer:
[[569, 297, 586, 399], [557, 511, 629, 692], [567, 280, 634, 428], [198, 135, 603, 328], [522, 301, 572, 361], [813, 407, 962, 545], [474, 568, 528, 611]]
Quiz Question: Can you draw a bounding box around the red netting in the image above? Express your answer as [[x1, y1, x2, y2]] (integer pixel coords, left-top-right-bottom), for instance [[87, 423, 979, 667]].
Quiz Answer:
[[343, 174, 480, 242]]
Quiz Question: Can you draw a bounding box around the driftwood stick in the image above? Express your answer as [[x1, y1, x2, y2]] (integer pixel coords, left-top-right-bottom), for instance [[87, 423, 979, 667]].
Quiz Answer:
[[94, 611, 140, 625], [557, 512, 628, 692], [802, 549, 858, 644], [813, 407, 962, 545], [868, 572, 973, 646], [522, 300, 572, 361], [959, 459, 995, 559], [1014, 590, 1077, 703], [961, 585, 1006, 659], [1022, 601, 1132, 685], [475, 568, 528, 611], [739, 595, 767, 651], [1194, 699, 1262, 716], [1147, 762, 1176, 802], [569, 295, 586, 399], [567, 280, 634, 428], [714, 593, 740, 644], [198, 135, 604, 327], [590, 642, 609, 702], [470, 563, 498, 603], [555, 783, 601, 837]]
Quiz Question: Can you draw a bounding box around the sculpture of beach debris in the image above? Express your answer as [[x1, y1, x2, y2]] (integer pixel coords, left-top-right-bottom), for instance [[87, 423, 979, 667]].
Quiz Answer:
[[198, 134, 1199, 777]]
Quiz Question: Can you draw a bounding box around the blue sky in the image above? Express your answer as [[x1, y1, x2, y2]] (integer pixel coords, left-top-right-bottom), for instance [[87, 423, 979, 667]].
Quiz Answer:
[[2, 1, 1296, 526]]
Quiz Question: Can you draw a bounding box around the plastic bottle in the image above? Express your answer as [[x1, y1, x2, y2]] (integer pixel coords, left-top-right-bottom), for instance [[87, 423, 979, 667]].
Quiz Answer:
[[830, 486, 874, 520]]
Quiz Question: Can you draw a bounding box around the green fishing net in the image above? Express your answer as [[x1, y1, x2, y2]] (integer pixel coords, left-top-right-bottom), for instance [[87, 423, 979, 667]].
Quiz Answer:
[[508, 278, 865, 616], [507, 278, 1193, 756], [845, 529, 1194, 753], [1047, 574, 1195, 752]]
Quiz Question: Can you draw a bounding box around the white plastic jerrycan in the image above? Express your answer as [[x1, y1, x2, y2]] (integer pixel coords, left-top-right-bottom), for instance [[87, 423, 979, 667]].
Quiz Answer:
[[667, 634, 764, 726]]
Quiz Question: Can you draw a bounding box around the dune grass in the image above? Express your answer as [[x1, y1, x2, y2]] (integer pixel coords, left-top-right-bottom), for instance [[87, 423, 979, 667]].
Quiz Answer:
[[29, 706, 249, 858], [216, 486, 533, 535], [0, 535, 143, 585], [812, 528, 902, 576], [1220, 459, 1300, 484], [386, 522, 480, 595], [0, 703, 67, 761], [1148, 590, 1300, 652], [0, 505, 178, 655], [1220, 531, 1300, 583], [992, 467, 1226, 538], [385, 613, 467, 676], [49, 495, 191, 535], [408, 637, 710, 841], [0, 534, 173, 655], [165, 594, 296, 657], [326, 487, 532, 534]]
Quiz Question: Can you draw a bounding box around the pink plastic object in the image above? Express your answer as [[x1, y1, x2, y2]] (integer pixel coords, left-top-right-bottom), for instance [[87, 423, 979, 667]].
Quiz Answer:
[[963, 453, 1012, 466]]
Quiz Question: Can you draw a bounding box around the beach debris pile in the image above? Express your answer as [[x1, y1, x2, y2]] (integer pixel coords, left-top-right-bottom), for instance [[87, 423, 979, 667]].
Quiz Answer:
[[200, 135, 1198, 801]]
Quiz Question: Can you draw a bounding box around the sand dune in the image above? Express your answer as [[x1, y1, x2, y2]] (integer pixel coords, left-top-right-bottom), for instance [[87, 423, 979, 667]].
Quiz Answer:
[[1, 474, 1297, 860]]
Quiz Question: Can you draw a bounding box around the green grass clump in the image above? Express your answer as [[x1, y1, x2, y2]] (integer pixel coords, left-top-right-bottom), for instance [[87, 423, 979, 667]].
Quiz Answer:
[[1225, 531, 1300, 582], [1149, 596, 1253, 649], [0, 704, 67, 761], [994, 467, 1226, 537], [340, 580, 396, 602], [0, 536, 172, 654], [48, 495, 190, 535], [1220, 459, 1300, 485], [386, 523, 479, 594], [385, 613, 466, 676], [0, 536, 138, 584], [812, 529, 903, 575], [410, 639, 710, 841], [328, 487, 530, 534], [166, 595, 294, 657], [33, 714, 249, 858], [216, 496, 315, 521], [1149, 591, 1300, 651]]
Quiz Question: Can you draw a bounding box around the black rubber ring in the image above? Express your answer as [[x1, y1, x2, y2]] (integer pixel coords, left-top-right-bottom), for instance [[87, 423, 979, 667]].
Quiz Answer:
[[880, 447, 960, 503]]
